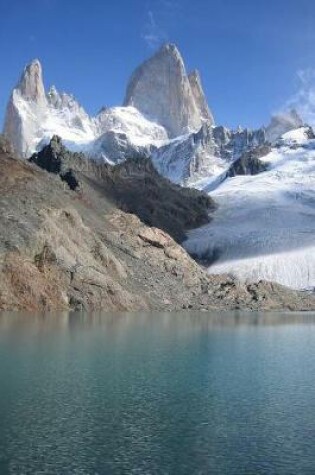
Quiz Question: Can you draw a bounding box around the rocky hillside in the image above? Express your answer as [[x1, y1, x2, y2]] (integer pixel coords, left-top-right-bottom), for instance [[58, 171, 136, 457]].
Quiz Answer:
[[0, 136, 314, 312], [30, 136, 215, 242]]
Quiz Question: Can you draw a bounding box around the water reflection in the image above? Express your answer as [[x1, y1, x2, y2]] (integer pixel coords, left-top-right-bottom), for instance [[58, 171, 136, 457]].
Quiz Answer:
[[1, 310, 315, 333]]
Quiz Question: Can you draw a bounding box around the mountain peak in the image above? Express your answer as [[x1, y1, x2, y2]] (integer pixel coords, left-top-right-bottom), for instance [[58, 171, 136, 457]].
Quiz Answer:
[[17, 58, 46, 104], [158, 43, 182, 58], [124, 44, 214, 137]]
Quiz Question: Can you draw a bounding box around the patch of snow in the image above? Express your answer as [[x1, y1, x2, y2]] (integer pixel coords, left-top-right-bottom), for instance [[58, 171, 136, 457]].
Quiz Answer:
[[281, 127, 309, 143], [96, 106, 168, 147]]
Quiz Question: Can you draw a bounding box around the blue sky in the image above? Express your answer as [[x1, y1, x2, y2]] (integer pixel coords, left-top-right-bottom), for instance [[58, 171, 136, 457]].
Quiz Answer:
[[1, 0, 315, 128]]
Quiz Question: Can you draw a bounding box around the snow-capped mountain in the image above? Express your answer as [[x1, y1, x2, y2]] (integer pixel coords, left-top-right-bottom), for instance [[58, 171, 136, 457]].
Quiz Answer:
[[3, 44, 214, 161], [3, 58, 169, 161], [3, 44, 304, 182], [184, 127, 315, 290]]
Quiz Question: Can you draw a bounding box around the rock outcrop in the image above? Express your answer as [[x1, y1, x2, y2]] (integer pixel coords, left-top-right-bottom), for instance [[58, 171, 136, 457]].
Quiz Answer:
[[124, 43, 214, 137], [226, 145, 271, 177], [0, 134, 13, 154]]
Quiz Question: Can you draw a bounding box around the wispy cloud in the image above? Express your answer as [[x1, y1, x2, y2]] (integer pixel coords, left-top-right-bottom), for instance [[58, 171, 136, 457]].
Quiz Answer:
[[142, 10, 167, 49], [285, 69, 315, 125]]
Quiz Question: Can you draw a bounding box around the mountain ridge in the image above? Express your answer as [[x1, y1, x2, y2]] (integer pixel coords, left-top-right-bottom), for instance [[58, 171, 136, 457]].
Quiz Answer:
[[3, 44, 304, 187]]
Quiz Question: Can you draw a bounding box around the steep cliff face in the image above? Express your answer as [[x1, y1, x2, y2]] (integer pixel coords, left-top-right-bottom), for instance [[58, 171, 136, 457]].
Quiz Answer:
[[4, 60, 48, 156], [124, 44, 214, 137], [188, 70, 214, 124], [17, 59, 46, 104]]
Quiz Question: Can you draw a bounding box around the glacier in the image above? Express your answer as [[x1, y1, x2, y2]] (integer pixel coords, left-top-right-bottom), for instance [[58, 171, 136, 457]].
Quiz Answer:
[[184, 128, 315, 290]]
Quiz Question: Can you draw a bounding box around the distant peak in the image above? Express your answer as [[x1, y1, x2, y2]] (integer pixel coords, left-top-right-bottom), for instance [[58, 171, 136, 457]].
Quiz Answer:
[[157, 43, 182, 60], [266, 108, 304, 143], [21, 59, 43, 81], [160, 42, 178, 52], [17, 58, 46, 104], [29, 58, 42, 67], [48, 85, 58, 94], [288, 108, 304, 122], [270, 108, 304, 126]]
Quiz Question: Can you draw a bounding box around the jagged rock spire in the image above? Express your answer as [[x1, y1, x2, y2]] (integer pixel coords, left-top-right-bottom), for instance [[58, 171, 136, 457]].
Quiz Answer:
[[124, 43, 214, 138], [3, 59, 48, 156], [16, 59, 46, 105]]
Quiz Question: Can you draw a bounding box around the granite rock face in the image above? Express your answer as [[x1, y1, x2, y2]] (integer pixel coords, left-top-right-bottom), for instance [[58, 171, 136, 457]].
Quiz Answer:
[[124, 44, 214, 137], [3, 59, 48, 156], [17, 59, 47, 105], [188, 70, 214, 124]]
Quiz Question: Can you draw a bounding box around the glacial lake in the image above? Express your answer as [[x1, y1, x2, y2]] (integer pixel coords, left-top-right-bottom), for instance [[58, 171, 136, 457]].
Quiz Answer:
[[0, 312, 314, 475]]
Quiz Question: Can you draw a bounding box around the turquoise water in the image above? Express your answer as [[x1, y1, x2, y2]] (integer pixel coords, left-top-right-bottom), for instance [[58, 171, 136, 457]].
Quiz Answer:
[[0, 312, 314, 474]]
